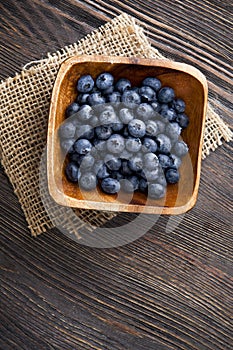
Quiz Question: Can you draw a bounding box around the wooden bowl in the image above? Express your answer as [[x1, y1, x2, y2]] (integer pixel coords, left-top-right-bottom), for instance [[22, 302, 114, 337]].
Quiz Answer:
[[47, 55, 208, 215]]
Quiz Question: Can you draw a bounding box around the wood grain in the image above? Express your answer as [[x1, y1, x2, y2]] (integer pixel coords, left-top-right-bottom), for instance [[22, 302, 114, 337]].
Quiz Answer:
[[0, 0, 232, 349]]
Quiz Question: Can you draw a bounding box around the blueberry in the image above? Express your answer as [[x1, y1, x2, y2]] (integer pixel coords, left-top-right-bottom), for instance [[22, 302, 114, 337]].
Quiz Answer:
[[120, 149, 133, 160], [76, 124, 94, 140], [92, 138, 107, 152], [106, 134, 125, 154], [142, 77, 162, 91], [99, 105, 117, 125], [139, 86, 156, 103], [165, 168, 180, 184], [95, 125, 112, 140], [156, 172, 167, 187], [78, 104, 93, 122], [101, 178, 121, 194], [60, 139, 75, 154], [156, 134, 172, 154], [155, 120, 166, 134], [106, 91, 121, 104], [144, 168, 160, 182], [121, 160, 133, 176], [69, 152, 85, 166], [111, 171, 124, 181], [173, 98, 186, 113], [59, 121, 76, 139], [96, 72, 114, 90], [151, 101, 161, 112], [122, 90, 141, 108], [65, 162, 80, 182], [158, 87, 175, 103], [77, 75, 94, 93], [172, 140, 189, 157], [128, 119, 146, 138], [111, 119, 124, 132], [115, 78, 131, 93], [87, 92, 106, 106], [102, 85, 114, 95], [145, 120, 159, 137], [136, 103, 154, 121], [89, 115, 99, 127], [125, 137, 142, 153], [148, 183, 166, 199], [65, 102, 80, 118], [139, 178, 148, 193], [128, 155, 143, 172], [176, 113, 189, 129], [96, 164, 110, 180], [143, 152, 159, 170], [79, 154, 95, 171], [104, 154, 121, 171], [120, 175, 139, 193], [141, 137, 157, 153], [79, 172, 97, 190], [74, 139, 92, 155], [122, 126, 130, 138], [119, 108, 134, 124], [76, 93, 90, 105], [160, 108, 177, 122], [165, 122, 181, 142], [158, 154, 173, 169], [169, 154, 182, 169]]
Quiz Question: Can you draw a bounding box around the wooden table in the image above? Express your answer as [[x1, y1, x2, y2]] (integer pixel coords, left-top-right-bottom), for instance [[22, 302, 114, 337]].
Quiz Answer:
[[0, 1, 232, 349]]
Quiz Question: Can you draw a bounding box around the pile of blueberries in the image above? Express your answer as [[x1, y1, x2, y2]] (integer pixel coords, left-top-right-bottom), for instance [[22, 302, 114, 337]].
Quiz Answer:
[[59, 72, 189, 199]]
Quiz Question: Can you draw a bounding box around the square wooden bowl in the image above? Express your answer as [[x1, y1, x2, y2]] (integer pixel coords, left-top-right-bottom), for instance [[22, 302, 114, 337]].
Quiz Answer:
[[47, 55, 208, 215]]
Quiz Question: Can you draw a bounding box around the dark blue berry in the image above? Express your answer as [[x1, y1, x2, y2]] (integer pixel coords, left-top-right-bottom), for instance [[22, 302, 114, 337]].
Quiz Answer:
[[77, 75, 94, 93], [96, 72, 114, 90], [173, 141, 189, 157], [119, 108, 134, 124], [106, 134, 125, 154], [74, 139, 92, 155], [143, 152, 159, 170], [158, 154, 173, 169], [121, 160, 133, 176], [151, 101, 161, 112], [176, 113, 189, 129], [122, 90, 141, 108], [65, 102, 80, 118], [99, 106, 117, 125], [160, 108, 177, 122], [95, 125, 112, 140], [165, 168, 180, 184], [139, 178, 148, 192], [144, 168, 160, 182], [120, 178, 135, 193], [101, 178, 121, 194], [141, 137, 157, 153], [60, 139, 75, 154], [136, 103, 154, 121], [92, 138, 107, 152], [156, 134, 172, 154], [79, 154, 95, 171], [128, 155, 143, 172], [169, 154, 182, 169], [142, 77, 162, 91], [106, 91, 121, 104], [115, 78, 131, 93], [139, 86, 156, 103], [79, 172, 97, 190], [145, 120, 159, 137], [148, 183, 166, 199], [59, 121, 76, 139], [69, 152, 84, 166], [87, 92, 106, 106], [76, 124, 94, 140], [102, 85, 114, 95], [165, 122, 181, 142], [76, 93, 89, 105], [65, 162, 80, 182], [111, 119, 124, 132], [96, 164, 110, 180], [125, 137, 142, 153], [158, 87, 175, 103], [78, 104, 93, 122], [104, 154, 121, 171], [173, 98, 186, 113], [128, 119, 146, 138]]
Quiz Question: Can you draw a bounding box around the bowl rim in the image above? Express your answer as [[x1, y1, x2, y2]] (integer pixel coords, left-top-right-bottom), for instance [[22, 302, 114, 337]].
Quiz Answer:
[[47, 54, 208, 215]]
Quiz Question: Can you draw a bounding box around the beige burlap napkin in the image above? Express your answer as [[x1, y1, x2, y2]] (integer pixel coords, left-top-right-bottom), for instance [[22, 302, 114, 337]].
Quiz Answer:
[[0, 13, 232, 236]]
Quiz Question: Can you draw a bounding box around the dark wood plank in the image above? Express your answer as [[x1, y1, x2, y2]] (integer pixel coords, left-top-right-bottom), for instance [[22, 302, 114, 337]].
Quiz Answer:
[[0, 0, 232, 349]]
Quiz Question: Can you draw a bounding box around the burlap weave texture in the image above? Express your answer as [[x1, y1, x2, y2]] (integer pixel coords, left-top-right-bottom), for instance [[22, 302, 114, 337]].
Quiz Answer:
[[0, 13, 232, 236]]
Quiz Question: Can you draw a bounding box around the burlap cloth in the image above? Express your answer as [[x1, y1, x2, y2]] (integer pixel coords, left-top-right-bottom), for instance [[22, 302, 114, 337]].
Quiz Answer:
[[0, 13, 232, 236]]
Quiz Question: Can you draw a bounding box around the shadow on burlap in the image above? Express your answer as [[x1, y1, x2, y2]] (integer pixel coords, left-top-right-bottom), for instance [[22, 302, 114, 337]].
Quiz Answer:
[[0, 13, 232, 236]]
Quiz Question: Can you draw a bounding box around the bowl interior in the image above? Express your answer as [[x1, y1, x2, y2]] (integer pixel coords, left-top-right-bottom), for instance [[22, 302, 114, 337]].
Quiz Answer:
[[47, 56, 207, 214]]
